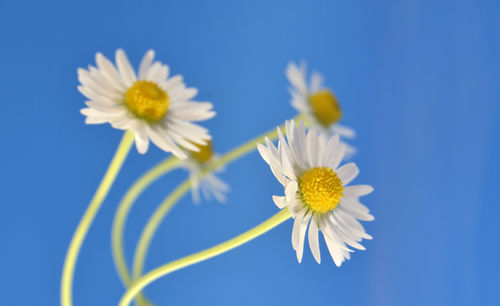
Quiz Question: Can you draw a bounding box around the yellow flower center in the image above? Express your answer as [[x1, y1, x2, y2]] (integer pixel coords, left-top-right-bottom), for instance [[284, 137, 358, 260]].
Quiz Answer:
[[298, 167, 343, 214], [308, 90, 342, 126], [190, 141, 214, 163], [124, 80, 169, 122]]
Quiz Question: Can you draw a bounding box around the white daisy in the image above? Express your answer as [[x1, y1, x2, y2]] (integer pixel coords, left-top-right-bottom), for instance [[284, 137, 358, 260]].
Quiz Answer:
[[78, 49, 215, 158], [257, 120, 374, 266], [181, 140, 229, 203], [286, 61, 356, 156]]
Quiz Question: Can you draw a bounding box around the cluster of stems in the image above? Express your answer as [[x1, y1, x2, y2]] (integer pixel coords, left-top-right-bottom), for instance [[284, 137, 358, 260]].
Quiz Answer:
[[61, 118, 298, 306]]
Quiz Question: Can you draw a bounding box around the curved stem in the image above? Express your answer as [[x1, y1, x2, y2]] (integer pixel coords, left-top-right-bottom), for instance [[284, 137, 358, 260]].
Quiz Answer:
[[61, 130, 135, 306], [207, 124, 282, 172], [119, 208, 292, 306], [111, 156, 180, 287], [130, 119, 295, 305], [132, 180, 191, 306]]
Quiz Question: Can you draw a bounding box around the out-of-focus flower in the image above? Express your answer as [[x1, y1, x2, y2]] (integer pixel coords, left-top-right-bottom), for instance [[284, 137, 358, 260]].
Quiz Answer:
[[286, 61, 356, 156], [182, 140, 229, 203], [78, 49, 215, 158]]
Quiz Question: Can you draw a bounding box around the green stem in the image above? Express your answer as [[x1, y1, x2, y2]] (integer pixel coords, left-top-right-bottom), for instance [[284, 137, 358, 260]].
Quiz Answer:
[[111, 156, 181, 288], [130, 119, 294, 305], [132, 180, 191, 306], [120, 209, 292, 306], [61, 130, 135, 306]]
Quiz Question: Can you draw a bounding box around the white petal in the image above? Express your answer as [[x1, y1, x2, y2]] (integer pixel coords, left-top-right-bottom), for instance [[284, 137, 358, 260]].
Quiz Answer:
[[147, 125, 187, 158], [257, 143, 272, 165], [258, 142, 285, 186], [340, 197, 370, 214], [146, 62, 168, 83], [188, 170, 230, 204], [338, 205, 374, 221], [290, 92, 310, 113], [279, 137, 296, 180], [331, 124, 356, 139], [308, 216, 321, 263], [316, 133, 326, 168], [310, 72, 324, 92], [84, 101, 122, 113], [288, 198, 305, 217], [334, 210, 372, 240], [108, 112, 136, 129], [284, 120, 299, 166], [291, 207, 307, 250], [336, 162, 359, 185], [78, 85, 120, 105], [165, 118, 211, 143], [134, 130, 150, 154], [329, 142, 346, 170], [164, 129, 199, 151], [189, 173, 202, 204], [200, 181, 212, 202], [326, 214, 365, 250], [343, 143, 358, 160], [138, 50, 155, 79], [162, 75, 184, 91], [169, 102, 215, 121], [95, 52, 125, 90], [320, 134, 340, 167], [80, 108, 112, 124], [272, 196, 287, 209], [320, 217, 353, 252], [286, 61, 308, 97], [87, 66, 124, 93], [170, 87, 198, 101], [206, 175, 229, 203], [285, 181, 298, 203], [323, 231, 346, 267], [84, 116, 109, 124], [305, 128, 316, 168], [295, 121, 308, 169], [115, 49, 137, 86], [296, 212, 312, 263], [78, 68, 122, 101], [343, 185, 374, 197], [268, 160, 286, 186], [264, 137, 279, 158], [80, 106, 125, 120], [108, 113, 136, 130]]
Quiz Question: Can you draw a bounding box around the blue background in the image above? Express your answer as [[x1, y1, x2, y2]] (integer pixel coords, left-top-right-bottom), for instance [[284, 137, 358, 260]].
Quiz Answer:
[[1, 0, 499, 305]]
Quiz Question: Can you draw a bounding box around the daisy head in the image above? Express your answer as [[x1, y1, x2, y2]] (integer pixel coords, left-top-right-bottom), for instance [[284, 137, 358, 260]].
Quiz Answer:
[[182, 140, 229, 204], [286, 61, 356, 140], [257, 120, 374, 266], [78, 49, 216, 158]]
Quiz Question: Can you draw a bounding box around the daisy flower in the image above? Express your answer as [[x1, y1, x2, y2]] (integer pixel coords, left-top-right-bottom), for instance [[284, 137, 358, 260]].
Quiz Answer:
[[181, 140, 229, 203], [286, 61, 356, 155], [78, 49, 215, 158], [257, 120, 374, 266]]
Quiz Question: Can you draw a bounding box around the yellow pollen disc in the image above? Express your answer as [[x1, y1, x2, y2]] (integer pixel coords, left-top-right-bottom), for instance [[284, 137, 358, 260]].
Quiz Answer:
[[298, 167, 344, 214], [190, 140, 214, 163], [308, 90, 342, 126], [124, 80, 169, 122]]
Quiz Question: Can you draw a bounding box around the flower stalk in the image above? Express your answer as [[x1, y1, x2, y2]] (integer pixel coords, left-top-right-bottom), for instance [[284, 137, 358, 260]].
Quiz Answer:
[[119, 208, 292, 306], [112, 156, 181, 287], [61, 130, 135, 306]]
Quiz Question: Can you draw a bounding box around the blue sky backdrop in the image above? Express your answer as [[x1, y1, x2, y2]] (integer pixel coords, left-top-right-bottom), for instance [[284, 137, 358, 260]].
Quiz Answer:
[[0, 0, 499, 305]]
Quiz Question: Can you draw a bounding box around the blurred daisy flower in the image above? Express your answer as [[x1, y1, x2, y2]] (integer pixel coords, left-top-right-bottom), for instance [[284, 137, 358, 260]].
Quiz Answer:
[[78, 49, 215, 158], [258, 120, 374, 266], [286, 61, 356, 155], [182, 140, 229, 203]]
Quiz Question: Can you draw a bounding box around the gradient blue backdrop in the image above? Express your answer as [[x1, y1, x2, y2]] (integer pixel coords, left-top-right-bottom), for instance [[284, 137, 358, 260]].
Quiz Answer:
[[1, 0, 499, 305]]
